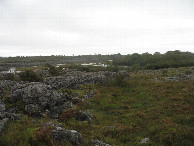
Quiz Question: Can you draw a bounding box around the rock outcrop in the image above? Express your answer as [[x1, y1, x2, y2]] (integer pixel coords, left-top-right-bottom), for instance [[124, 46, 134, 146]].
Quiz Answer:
[[0, 81, 73, 119], [0, 69, 115, 137], [21, 83, 71, 118], [51, 127, 84, 146], [44, 70, 115, 89]]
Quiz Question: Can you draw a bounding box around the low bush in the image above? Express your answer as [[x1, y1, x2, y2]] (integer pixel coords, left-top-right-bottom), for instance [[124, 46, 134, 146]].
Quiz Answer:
[[59, 109, 76, 121], [44, 63, 60, 76], [111, 74, 128, 87], [19, 70, 43, 82]]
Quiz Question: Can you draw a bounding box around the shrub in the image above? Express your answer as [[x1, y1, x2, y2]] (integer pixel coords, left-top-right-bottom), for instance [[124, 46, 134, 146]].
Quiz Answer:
[[19, 70, 43, 82], [31, 127, 54, 145], [185, 69, 192, 75], [162, 69, 168, 76], [3, 73, 18, 81], [112, 74, 128, 87], [59, 109, 76, 121], [45, 63, 59, 76]]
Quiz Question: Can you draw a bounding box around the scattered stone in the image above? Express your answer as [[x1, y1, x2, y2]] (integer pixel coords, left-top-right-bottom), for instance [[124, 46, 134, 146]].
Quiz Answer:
[[56, 123, 63, 128], [71, 97, 82, 105], [5, 113, 22, 121], [0, 118, 9, 135], [32, 119, 37, 124], [43, 121, 55, 128], [63, 101, 74, 109], [140, 138, 149, 144], [65, 130, 84, 146], [7, 107, 18, 113], [91, 139, 111, 146], [83, 90, 94, 99], [0, 113, 6, 120], [0, 103, 6, 114], [51, 127, 84, 146], [165, 76, 179, 82], [107, 126, 115, 129], [75, 110, 93, 122]]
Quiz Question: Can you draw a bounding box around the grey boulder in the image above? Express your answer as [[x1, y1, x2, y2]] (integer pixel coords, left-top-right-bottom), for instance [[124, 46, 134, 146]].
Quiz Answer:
[[75, 110, 93, 122], [51, 127, 84, 146], [91, 139, 111, 146]]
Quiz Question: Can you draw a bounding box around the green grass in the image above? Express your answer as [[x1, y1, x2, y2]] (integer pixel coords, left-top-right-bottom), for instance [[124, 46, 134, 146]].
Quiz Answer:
[[0, 115, 58, 146], [62, 72, 194, 145]]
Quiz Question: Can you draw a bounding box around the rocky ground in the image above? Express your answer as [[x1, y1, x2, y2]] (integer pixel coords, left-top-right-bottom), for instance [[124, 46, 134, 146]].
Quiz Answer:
[[0, 68, 116, 145], [0, 66, 193, 145]]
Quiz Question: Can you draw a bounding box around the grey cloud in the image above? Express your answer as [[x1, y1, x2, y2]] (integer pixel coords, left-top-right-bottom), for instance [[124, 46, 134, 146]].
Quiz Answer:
[[0, 0, 194, 56]]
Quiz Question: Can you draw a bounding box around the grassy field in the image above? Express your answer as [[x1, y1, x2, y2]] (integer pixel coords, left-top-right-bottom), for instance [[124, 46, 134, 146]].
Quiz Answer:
[[0, 69, 193, 145], [64, 72, 194, 145]]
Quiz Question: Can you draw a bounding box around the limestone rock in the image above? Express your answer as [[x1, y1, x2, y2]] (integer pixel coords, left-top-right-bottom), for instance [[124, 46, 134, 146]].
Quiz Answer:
[[91, 139, 111, 146], [51, 127, 84, 146], [75, 110, 93, 122], [140, 138, 149, 144], [0, 118, 9, 135]]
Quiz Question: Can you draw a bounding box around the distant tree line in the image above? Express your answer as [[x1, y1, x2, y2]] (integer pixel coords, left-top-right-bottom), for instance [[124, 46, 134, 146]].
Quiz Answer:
[[0, 50, 193, 70], [113, 50, 194, 70]]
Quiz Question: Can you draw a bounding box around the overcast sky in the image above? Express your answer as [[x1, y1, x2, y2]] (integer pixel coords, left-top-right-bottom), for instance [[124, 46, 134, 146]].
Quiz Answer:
[[0, 0, 194, 56]]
